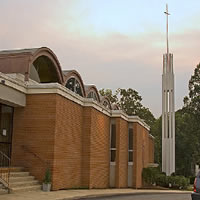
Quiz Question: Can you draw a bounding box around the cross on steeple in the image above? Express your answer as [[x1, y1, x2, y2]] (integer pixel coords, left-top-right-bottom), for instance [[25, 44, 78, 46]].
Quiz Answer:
[[164, 4, 170, 58]]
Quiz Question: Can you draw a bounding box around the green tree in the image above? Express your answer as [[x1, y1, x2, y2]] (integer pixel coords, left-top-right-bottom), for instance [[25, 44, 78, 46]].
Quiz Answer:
[[150, 117, 162, 166], [99, 88, 155, 127], [184, 63, 200, 116], [99, 89, 118, 104], [175, 63, 200, 176]]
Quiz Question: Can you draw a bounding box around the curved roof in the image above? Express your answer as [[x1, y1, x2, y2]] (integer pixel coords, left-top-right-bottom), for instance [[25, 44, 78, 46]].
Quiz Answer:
[[100, 96, 112, 110], [111, 104, 120, 110], [0, 47, 64, 83], [84, 85, 100, 102], [63, 70, 86, 97]]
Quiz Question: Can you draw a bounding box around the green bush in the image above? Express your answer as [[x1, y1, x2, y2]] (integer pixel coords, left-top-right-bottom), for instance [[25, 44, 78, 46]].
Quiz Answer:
[[189, 176, 196, 184], [142, 167, 159, 185], [142, 167, 189, 189], [167, 175, 189, 189], [155, 174, 167, 187]]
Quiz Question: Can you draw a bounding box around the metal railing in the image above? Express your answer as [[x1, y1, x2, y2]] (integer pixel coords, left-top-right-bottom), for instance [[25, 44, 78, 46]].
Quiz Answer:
[[21, 145, 49, 168], [0, 151, 11, 193]]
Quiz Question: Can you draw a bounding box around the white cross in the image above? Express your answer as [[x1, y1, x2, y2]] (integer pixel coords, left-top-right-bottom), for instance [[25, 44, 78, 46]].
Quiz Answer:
[[164, 4, 170, 66]]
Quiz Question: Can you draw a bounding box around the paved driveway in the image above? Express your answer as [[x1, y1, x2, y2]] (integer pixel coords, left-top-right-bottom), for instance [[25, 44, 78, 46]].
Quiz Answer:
[[83, 193, 191, 200], [0, 189, 192, 200]]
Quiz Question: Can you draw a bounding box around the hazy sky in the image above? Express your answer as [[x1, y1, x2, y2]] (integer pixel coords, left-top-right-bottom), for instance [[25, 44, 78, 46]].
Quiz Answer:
[[1, 0, 200, 117]]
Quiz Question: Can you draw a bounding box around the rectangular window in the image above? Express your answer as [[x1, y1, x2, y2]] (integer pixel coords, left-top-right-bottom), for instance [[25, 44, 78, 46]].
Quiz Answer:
[[111, 124, 116, 148], [128, 126, 133, 163], [110, 121, 116, 163]]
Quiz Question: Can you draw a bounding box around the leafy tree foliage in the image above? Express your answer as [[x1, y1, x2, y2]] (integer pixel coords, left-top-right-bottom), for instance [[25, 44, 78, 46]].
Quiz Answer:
[[184, 63, 200, 116], [175, 109, 200, 176], [175, 63, 200, 176], [99, 89, 118, 104], [150, 117, 162, 165], [99, 64, 200, 177], [139, 63, 200, 176], [99, 88, 155, 127]]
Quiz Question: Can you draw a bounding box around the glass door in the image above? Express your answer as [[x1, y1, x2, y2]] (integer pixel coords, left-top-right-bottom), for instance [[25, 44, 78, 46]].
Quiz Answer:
[[0, 104, 14, 160]]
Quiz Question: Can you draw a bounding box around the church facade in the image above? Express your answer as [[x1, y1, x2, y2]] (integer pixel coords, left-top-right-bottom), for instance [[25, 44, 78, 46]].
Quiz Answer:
[[0, 47, 154, 190]]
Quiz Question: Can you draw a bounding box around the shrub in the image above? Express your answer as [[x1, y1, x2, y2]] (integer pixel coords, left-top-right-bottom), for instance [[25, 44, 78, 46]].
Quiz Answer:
[[155, 174, 167, 187], [142, 167, 159, 185], [142, 167, 189, 189], [167, 175, 189, 189], [189, 176, 196, 184], [43, 168, 51, 184]]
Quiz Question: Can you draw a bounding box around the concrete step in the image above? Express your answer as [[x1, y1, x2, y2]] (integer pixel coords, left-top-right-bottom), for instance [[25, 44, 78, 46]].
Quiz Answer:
[[0, 188, 8, 195], [10, 185, 41, 193], [0, 167, 24, 172], [10, 180, 39, 187], [10, 172, 30, 177], [9, 176, 35, 183], [1, 167, 42, 193]]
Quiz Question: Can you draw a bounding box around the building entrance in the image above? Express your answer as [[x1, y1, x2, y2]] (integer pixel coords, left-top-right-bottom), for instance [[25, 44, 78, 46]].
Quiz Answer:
[[0, 104, 13, 160]]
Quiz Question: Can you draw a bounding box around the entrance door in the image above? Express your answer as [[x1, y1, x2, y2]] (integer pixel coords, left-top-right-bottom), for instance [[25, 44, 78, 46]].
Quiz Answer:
[[0, 104, 13, 160]]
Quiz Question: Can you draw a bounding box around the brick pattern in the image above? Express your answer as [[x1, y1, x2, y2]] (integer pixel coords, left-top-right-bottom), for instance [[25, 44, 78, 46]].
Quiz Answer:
[[52, 94, 83, 190], [115, 118, 128, 188], [132, 122, 155, 188], [148, 137, 154, 163], [12, 94, 56, 184], [133, 122, 143, 188], [83, 107, 110, 189], [81, 107, 92, 188], [11, 93, 154, 190]]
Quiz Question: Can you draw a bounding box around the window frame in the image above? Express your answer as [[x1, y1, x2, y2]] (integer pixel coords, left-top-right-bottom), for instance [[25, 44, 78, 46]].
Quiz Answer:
[[110, 119, 116, 164], [128, 124, 134, 165]]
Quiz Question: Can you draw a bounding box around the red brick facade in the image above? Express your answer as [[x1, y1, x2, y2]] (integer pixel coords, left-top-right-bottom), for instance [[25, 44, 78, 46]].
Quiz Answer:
[[116, 118, 128, 188], [10, 93, 154, 190], [0, 47, 155, 190]]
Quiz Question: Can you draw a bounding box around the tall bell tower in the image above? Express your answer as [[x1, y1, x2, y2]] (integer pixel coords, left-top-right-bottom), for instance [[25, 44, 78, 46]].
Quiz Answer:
[[162, 4, 175, 176]]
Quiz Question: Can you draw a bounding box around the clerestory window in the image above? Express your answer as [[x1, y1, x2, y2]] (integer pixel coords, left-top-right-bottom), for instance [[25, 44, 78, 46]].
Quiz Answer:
[[65, 78, 83, 97], [87, 91, 98, 101]]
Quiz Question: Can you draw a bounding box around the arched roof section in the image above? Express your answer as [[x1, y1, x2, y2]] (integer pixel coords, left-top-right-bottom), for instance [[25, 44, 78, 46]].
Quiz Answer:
[[100, 96, 112, 110], [0, 47, 64, 84], [85, 85, 100, 102], [111, 104, 120, 110], [63, 70, 86, 97]]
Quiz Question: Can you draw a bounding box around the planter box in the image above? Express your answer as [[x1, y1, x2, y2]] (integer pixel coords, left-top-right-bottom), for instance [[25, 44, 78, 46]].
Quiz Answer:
[[42, 183, 51, 192]]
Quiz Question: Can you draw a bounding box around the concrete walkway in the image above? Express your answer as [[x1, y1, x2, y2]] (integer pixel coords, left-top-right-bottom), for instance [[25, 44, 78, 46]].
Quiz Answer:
[[0, 189, 192, 200]]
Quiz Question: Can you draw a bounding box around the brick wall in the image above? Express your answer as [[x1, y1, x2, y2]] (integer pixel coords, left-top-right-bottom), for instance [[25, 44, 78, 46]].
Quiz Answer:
[[132, 122, 154, 188], [143, 128, 150, 168], [52, 94, 83, 190], [11, 92, 154, 190], [12, 94, 56, 184], [81, 107, 92, 188], [133, 122, 143, 188], [115, 118, 128, 188], [82, 107, 110, 189], [148, 136, 154, 163]]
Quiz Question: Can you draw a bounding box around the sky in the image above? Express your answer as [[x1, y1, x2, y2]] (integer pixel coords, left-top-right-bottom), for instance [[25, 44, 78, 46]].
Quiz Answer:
[[1, 0, 200, 117]]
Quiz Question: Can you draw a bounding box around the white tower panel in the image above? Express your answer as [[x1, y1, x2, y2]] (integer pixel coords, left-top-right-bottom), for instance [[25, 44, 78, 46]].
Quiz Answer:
[[162, 53, 175, 176]]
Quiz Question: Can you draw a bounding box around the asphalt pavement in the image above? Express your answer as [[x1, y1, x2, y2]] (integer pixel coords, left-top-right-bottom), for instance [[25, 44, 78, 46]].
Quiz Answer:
[[81, 193, 191, 200], [0, 189, 192, 200]]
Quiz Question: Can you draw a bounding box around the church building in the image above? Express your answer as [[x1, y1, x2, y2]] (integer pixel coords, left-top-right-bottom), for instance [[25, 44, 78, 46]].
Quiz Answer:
[[0, 47, 154, 191]]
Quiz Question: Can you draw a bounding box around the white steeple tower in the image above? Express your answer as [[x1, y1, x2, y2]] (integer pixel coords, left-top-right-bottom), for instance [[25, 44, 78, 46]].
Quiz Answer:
[[162, 4, 175, 176]]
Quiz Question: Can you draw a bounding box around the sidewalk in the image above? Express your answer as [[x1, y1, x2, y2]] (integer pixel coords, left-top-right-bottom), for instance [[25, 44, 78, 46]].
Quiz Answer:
[[0, 188, 192, 200]]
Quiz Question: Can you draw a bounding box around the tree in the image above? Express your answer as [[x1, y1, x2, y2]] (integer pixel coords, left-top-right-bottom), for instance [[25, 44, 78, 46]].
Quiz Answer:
[[99, 88, 155, 127], [175, 63, 200, 176], [150, 117, 162, 165], [99, 89, 118, 104], [184, 63, 200, 116]]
